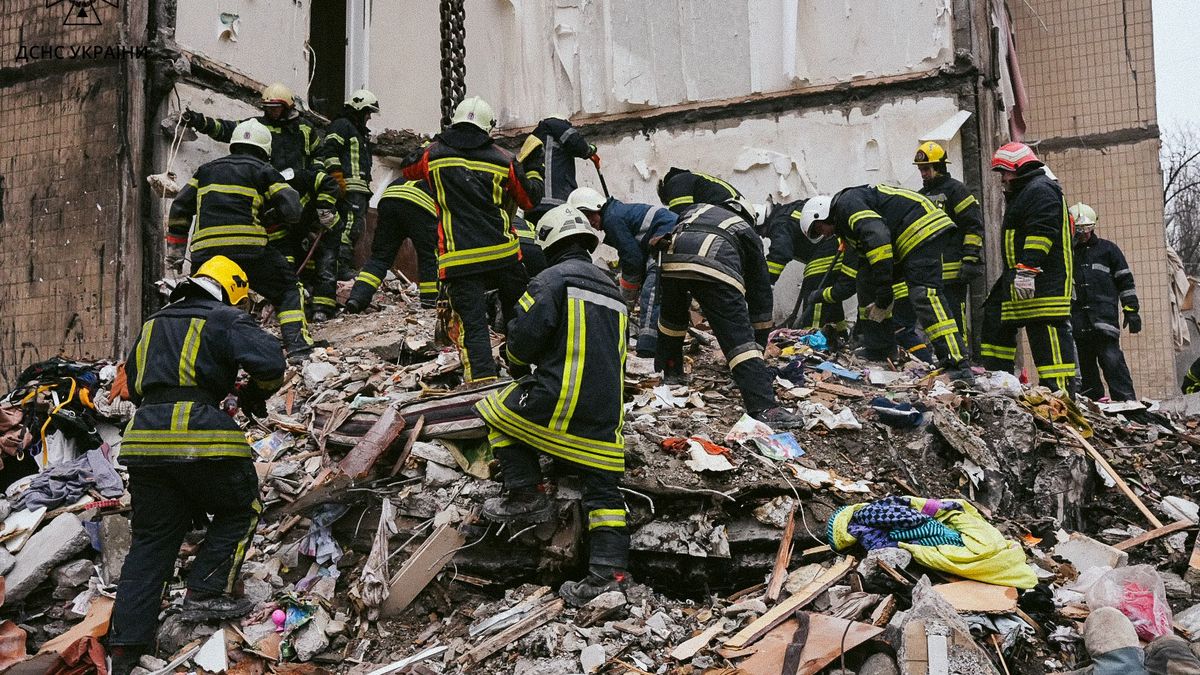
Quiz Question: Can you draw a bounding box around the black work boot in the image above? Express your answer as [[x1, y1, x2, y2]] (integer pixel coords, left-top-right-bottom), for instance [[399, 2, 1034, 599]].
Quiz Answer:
[[559, 565, 632, 607], [343, 298, 365, 314], [753, 406, 804, 430], [312, 308, 335, 323], [482, 487, 555, 524], [179, 592, 255, 622], [940, 360, 975, 385], [108, 645, 147, 675]]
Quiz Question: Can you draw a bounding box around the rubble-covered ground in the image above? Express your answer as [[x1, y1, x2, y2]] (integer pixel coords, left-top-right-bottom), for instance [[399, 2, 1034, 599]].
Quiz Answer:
[[1, 276, 1200, 675]]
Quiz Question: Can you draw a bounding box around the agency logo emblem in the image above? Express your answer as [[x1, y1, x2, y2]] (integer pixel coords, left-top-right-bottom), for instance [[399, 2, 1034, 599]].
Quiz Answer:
[[46, 0, 119, 27]]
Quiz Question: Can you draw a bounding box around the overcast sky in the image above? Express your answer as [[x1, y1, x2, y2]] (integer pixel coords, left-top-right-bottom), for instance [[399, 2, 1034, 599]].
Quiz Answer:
[[1154, 0, 1200, 135]]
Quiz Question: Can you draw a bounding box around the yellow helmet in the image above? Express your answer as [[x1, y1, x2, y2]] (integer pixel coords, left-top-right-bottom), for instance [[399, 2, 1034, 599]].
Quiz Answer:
[[194, 255, 250, 305], [261, 83, 294, 107], [913, 141, 949, 165]]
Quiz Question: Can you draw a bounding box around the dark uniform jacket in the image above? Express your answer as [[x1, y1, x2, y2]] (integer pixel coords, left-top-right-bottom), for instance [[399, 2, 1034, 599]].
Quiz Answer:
[[168, 154, 302, 256], [475, 252, 627, 472], [763, 201, 857, 302], [521, 118, 595, 222], [318, 116, 373, 195], [122, 287, 286, 463], [1184, 358, 1200, 394], [600, 198, 678, 286], [194, 112, 321, 173], [660, 168, 743, 211], [402, 125, 543, 279], [919, 173, 985, 279], [829, 184, 954, 306], [661, 203, 773, 329], [1072, 235, 1139, 338], [269, 169, 340, 247], [998, 169, 1073, 322], [377, 179, 440, 295]]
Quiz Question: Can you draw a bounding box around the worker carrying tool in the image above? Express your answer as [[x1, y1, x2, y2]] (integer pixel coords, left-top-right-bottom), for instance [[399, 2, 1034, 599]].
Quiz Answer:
[[166, 119, 315, 361], [656, 174, 803, 429], [519, 117, 599, 223], [914, 141, 985, 344], [183, 82, 321, 174], [317, 89, 380, 282], [1070, 202, 1140, 401], [567, 186, 678, 358], [474, 204, 631, 606], [401, 96, 542, 383], [273, 168, 342, 322], [345, 179, 440, 312], [108, 256, 285, 675], [979, 142, 1077, 392], [798, 184, 973, 381]]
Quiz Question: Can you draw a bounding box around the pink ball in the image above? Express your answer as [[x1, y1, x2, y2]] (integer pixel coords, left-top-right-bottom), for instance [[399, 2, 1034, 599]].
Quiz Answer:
[[272, 608, 286, 630]]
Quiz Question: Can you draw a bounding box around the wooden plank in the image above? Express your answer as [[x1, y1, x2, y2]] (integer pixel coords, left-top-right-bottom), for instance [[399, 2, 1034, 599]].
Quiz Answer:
[[389, 415, 425, 477], [458, 598, 564, 667], [932, 580, 1018, 614], [669, 623, 723, 661], [765, 508, 796, 604], [869, 595, 896, 626], [340, 406, 406, 480], [814, 381, 866, 399], [1113, 520, 1194, 551], [733, 614, 883, 675], [380, 524, 466, 618], [1063, 425, 1164, 529], [780, 612, 810, 675], [723, 557, 855, 650]]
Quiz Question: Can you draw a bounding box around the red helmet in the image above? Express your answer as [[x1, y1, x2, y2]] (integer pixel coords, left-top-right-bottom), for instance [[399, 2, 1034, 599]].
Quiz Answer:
[[991, 142, 1043, 172]]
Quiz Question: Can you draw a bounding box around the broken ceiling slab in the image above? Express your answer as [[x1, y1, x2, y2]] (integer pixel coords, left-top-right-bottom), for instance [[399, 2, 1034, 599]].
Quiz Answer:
[[919, 110, 973, 142]]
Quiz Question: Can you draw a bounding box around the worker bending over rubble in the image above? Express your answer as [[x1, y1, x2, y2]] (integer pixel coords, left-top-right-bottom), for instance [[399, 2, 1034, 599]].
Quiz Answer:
[[568, 186, 678, 358], [656, 171, 804, 429], [277, 168, 342, 318], [345, 179, 440, 312], [979, 142, 1078, 392], [318, 89, 380, 284], [109, 257, 285, 675], [475, 205, 631, 606]]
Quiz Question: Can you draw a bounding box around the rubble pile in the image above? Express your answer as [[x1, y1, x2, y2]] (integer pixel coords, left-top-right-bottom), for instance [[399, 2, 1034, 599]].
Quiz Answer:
[[0, 276, 1198, 674]]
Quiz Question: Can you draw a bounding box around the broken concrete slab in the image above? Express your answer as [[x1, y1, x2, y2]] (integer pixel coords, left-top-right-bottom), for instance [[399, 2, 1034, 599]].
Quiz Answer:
[[293, 606, 331, 662], [5, 513, 91, 604], [899, 578, 1000, 675], [1054, 532, 1129, 571], [99, 515, 131, 583], [52, 559, 92, 590], [579, 643, 605, 673]]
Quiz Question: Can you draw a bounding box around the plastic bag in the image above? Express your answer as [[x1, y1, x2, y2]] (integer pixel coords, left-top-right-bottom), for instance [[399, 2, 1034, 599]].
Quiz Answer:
[[1085, 565, 1172, 641]]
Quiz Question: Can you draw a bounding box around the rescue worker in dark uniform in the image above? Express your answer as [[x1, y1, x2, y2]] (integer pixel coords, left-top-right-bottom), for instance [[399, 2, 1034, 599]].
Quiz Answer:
[[166, 119, 313, 360], [518, 117, 598, 224], [798, 184, 972, 379], [657, 167, 749, 214], [512, 213, 548, 278], [1182, 359, 1200, 395], [108, 256, 285, 675], [979, 142, 1077, 392], [345, 179, 440, 312], [272, 168, 342, 321], [914, 141, 985, 342], [1070, 203, 1140, 401], [656, 175, 803, 428], [401, 96, 542, 383], [318, 89, 379, 281], [476, 205, 629, 606], [183, 82, 321, 174], [568, 187, 679, 358]]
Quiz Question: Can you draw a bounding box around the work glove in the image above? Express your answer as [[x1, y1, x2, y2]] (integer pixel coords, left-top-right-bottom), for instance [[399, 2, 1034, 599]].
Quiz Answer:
[[1014, 267, 1038, 300], [180, 109, 204, 130], [165, 241, 186, 274], [236, 384, 268, 420], [865, 303, 893, 323], [648, 233, 673, 254], [1125, 312, 1142, 334], [960, 254, 985, 282], [316, 208, 339, 231], [330, 170, 347, 197], [805, 289, 825, 308]]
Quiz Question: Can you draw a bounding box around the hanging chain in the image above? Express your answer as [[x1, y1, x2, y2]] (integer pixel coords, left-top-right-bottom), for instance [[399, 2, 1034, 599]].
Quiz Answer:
[[439, 0, 467, 129]]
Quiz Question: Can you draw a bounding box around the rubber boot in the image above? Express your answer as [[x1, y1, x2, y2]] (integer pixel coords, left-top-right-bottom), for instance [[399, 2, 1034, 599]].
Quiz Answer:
[[1084, 607, 1147, 675], [753, 406, 804, 430]]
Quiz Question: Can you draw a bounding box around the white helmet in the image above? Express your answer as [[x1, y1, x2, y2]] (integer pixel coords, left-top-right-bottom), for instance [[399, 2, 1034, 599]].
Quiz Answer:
[[567, 187, 606, 213], [230, 119, 273, 157], [536, 205, 600, 251], [346, 89, 380, 112], [450, 96, 495, 132], [1069, 202, 1097, 227], [797, 195, 833, 242]]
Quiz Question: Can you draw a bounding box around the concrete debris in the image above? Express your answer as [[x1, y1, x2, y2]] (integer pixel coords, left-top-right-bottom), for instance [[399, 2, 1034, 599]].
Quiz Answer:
[[578, 643, 605, 673], [1054, 532, 1130, 571], [5, 513, 91, 603], [98, 514, 132, 584]]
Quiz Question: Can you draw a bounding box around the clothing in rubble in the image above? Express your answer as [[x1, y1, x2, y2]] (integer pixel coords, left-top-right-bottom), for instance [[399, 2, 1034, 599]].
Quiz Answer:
[[979, 167, 1077, 390], [346, 179, 440, 311], [596, 197, 678, 356], [188, 110, 321, 174], [402, 122, 542, 382], [919, 171, 985, 343], [520, 117, 596, 223], [317, 112, 374, 279], [111, 277, 285, 650], [166, 151, 313, 356], [1072, 232, 1139, 401], [764, 200, 858, 332]]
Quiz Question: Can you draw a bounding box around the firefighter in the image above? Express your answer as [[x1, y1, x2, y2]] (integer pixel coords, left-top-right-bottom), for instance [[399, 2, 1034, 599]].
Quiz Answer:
[[182, 82, 321, 174], [166, 119, 314, 360], [277, 168, 342, 322], [1183, 358, 1200, 395], [656, 174, 803, 428], [318, 89, 379, 281], [401, 96, 542, 383], [108, 256, 285, 675], [657, 167, 750, 215], [914, 141, 985, 343], [345, 179, 440, 312], [567, 186, 678, 358], [978, 142, 1077, 391], [519, 117, 599, 223], [513, 213, 548, 277], [1070, 202, 1140, 401], [797, 185, 972, 379], [475, 205, 630, 606]]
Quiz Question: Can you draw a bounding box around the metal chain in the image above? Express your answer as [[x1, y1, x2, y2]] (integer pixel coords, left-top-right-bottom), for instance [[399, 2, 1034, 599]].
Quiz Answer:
[[439, 0, 467, 129]]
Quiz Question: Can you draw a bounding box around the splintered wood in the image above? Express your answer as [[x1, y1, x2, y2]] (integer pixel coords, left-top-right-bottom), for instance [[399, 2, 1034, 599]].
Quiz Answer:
[[380, 524, 465, 618], [723, 557, 855, 650]]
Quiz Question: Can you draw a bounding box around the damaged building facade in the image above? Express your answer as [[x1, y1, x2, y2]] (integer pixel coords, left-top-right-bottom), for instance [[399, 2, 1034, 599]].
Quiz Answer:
[[0, 0, 1173, 395]]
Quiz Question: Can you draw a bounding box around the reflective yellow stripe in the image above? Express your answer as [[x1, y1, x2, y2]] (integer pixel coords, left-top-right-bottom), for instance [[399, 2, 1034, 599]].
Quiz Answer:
[[953, 195, 978, 214], [980, 343, 1017, 359], [133, 319, 155, 395], [963, 234, 983, 248], [803, 256, 835, 278], [892, 281, 909, 299], [382, 185, 438, 216], [1004, 230, 1016, 267], [349, 137, 361, 181], [477, 392, 624, 472], [428, 157, 509, 175], [588, 509, 627, 530], [312, 296, 337, 307], [518, 292, 534, 311], [767, 261, 786, 275], [895, 209, 953, 259], [438, 239, 521, 269], [192, 236, 268, 251], [551, 297, 586, 432], [227, 498, 263, 593], [668, 196, 694, 208], [419, 281, 439, 293], [728, 349, 764, 369], [848, 210, 882, 227], [658, 321, 686, 337], [266, 182, 290, 197], [278, 310, 306, 325], [122, 429, 249, 444], [356, 271, 383, 289], [1025, 236, 1053, 253], [178, 318, 206, 386], [865, 245, 893, 264], [697, 173, 739, 199]]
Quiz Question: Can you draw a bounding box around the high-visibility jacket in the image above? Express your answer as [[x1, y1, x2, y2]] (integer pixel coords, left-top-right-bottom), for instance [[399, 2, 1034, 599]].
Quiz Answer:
[[318, 116, 373, 195], [193, 112, 321, 173], [830, 184, 954, 305], [660, 168, 743, 211], [661, 203, 773, 331], [168, 154, 301, 255], [1072, 235, 1139, 338], [520, 118, 596, 222], [376, 178, 439, 297], [763, 201, 858, 300], [268, 169, 341, 247], [998, 169, 1073, 322], [122, 286, 285, 462], [764, 199, 809, 281], [402, 125, 542, 279], [1184, 357, 1200, 394], [475, 251, 627, 472], [919, 173, 985, 280], [599, 198, 678, 286]]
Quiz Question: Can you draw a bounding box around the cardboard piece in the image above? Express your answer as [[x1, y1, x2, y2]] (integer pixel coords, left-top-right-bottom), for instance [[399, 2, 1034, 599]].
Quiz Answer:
[[734, 613, 883, 674], [932, 580, 1018, 614], [38, 597, 114, 655], [669, 623, 723, 661]]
